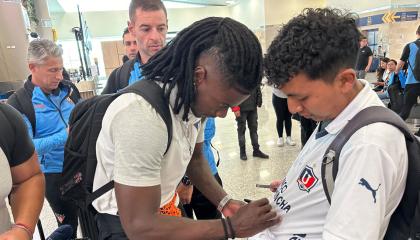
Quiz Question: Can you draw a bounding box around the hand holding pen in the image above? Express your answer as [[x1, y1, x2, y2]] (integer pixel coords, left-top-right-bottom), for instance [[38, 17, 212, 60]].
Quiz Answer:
[[256, 180, 284, 192], [244, 180, 284, 203]]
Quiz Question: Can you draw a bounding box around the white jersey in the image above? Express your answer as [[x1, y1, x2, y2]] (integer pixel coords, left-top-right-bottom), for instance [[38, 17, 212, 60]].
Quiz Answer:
[[252, 80, 408, 240], [92, 85, 204, 215]]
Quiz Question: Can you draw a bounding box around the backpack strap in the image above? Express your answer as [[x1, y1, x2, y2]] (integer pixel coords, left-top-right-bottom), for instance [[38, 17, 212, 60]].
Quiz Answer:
[[321, 106, 413, 204], [411, 190, 420, 239], [87, 180, 115, 205], [12, 88, 36, 136], [123, 79, 173, 154], [67, 81, 82, 104], [407, 41, 420, 75], [60, 80, 82, 104], [86, 79, 173, 205], [36, 220, 46, 240], [116, 58, 136, 91]]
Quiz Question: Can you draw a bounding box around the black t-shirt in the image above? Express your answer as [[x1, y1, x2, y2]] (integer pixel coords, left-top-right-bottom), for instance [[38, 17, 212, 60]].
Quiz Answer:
[[355, 46, 373, 70], [0, 103, 34, 167], [401, 38, 420, 63]]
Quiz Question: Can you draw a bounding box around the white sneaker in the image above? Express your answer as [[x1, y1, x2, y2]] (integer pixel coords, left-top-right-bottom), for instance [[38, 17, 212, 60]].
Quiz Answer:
[[286, 136, 296, 146], [277, 137, 284, 147]]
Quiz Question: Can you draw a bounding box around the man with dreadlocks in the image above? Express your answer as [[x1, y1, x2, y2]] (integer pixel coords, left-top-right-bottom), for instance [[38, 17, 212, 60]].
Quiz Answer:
[[92, 17, 280, 239]]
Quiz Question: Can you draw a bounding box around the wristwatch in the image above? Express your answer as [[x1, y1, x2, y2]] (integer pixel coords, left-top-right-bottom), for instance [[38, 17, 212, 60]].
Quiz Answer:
[[181, 175, 191, 186]]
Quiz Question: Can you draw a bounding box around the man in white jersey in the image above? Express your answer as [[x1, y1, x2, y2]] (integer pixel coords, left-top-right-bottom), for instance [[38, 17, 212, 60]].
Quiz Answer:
[[93, 16, 280, 240], [252, 8, 408, 240]]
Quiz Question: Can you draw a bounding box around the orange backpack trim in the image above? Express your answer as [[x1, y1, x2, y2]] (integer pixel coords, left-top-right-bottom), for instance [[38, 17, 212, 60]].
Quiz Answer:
[[159, 194, 181, 217]]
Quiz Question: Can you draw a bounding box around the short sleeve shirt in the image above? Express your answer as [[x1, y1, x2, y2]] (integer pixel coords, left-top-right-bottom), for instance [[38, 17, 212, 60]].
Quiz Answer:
[[355, 46, 373, 70], [399, 39, 420, 63], [400, 43, 411, 63], [251, 80, 408, 240], [400, 39, 420, 84], [93, 86, 204, 215], [0, 103, 35, 233]]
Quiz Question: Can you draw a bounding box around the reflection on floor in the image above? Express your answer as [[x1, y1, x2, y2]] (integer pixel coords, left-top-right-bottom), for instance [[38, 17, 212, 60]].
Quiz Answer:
[[35, 73, 417, 239], [215, 84, 301, 203]]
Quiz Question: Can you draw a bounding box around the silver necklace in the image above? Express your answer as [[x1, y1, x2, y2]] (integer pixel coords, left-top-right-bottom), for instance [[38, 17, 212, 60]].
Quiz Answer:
[[180, 121, 193, 155]]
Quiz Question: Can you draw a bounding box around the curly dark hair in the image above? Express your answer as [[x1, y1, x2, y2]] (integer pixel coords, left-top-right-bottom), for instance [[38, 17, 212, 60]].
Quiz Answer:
[[142, 17, 263, 121], [264, 8, 361, 86]]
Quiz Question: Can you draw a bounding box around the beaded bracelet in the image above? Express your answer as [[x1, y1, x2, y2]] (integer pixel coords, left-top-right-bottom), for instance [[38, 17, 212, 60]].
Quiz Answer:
[[221, 218, 229, 240], [226, 217, 236, 239]]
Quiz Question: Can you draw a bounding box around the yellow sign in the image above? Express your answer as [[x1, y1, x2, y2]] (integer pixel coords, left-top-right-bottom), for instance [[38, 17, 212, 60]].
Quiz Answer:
[[52, 28, 58, 42], [382, 12, 400, 23]]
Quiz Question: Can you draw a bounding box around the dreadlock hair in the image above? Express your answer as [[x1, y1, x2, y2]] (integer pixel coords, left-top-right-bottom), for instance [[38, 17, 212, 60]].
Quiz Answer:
[[141, 17, 263, 121], [264, 8, 361, 87]]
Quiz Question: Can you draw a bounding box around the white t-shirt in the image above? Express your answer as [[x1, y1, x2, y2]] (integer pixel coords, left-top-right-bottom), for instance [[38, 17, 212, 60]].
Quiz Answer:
[[92, 87, 204, 215], [251, 80, 408, 240]]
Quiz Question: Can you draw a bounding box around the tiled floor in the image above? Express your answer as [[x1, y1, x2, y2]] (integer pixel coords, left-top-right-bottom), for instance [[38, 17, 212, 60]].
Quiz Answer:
[[35, 82, 302, 239], [214, 84, 301, 203], [34, 73, 418, 239]]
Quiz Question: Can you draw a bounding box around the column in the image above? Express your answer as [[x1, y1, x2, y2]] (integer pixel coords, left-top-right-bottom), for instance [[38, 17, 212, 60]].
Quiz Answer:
[[34, 0, 53, 40], [0, 0, 30, 92]]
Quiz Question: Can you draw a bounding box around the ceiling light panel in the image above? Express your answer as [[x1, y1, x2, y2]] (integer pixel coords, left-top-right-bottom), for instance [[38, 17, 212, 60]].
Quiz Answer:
[[56, 0, 206, 13]]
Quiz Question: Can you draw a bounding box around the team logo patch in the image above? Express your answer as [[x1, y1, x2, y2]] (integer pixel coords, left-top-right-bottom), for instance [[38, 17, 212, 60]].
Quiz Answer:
[[34, 104, 45, 109], [297, 166, 318, 193]]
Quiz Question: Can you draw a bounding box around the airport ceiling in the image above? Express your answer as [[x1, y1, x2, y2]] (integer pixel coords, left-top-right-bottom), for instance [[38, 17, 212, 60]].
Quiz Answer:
[[47, 0, 239, 12]]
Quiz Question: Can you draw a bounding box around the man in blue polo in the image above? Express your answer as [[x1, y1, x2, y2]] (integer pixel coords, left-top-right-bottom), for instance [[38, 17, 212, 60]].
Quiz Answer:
[[397, 24, 420, 136]]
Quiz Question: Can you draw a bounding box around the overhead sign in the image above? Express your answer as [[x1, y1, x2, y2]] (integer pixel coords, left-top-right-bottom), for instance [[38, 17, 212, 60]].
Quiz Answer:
[[357, 11, 419, 27], [399, 11, 419, 21], [382, 12, 400, 23]]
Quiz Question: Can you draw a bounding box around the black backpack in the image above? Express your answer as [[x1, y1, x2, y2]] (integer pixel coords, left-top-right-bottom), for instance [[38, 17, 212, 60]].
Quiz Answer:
[[7, 80, 80, 136], [408, 41, 420, 82], [101, 58, 136, 94], [60, 79, 173, 206], [321, 106, 420, 239], [387, 81, 404, 113]]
